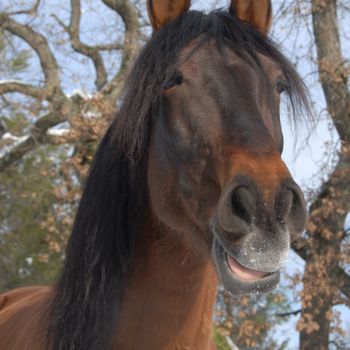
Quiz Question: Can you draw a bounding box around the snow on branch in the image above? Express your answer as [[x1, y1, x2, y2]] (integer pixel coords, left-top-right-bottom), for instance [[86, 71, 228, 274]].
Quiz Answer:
[[0, 102, 76, 171]]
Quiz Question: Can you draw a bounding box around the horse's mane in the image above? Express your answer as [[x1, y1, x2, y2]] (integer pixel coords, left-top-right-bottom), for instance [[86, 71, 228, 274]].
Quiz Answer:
[[48, 9, 310, 350]]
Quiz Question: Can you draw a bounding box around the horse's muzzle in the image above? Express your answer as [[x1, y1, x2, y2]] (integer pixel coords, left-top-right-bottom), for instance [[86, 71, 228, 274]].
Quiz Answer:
[[210, 175, 306, 295]]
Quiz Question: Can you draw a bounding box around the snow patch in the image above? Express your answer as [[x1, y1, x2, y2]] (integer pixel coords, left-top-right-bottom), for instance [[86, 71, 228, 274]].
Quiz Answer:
[[0, 132, 30, 158], [47, 128, 70, 136]]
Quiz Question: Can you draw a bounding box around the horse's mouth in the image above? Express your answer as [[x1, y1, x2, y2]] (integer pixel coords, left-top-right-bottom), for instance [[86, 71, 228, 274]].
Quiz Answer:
[[212, 238, 280, 295], [226, 254, 269, 281]]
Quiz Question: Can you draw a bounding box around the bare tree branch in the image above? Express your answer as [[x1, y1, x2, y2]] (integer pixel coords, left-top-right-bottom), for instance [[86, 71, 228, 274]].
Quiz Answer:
[[0, 134, 38, 171], [0, 1, 141, 168], [0, 100, 76, 171], [0, 121, 6, 138], [0, 9, 79, 170], [53, 0, 123, 90], [0, 13, 62, 101], [0, 80, 46, 100], [7, 0, 41, 16], [102, 0, 141, 103]]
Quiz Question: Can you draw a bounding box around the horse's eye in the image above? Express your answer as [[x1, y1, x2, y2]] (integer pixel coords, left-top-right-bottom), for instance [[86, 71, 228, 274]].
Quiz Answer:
[[275, 80, 288, 94], [163, 72, 183, 90]]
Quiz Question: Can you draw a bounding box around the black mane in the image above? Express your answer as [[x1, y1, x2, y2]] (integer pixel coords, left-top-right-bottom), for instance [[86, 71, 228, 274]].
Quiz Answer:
[[48, 9, 310, 350]]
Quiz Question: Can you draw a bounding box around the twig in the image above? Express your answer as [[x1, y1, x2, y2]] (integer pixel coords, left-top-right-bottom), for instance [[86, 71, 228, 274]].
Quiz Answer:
[[7, 0, 41, 16], [277, 309, 302, 317]]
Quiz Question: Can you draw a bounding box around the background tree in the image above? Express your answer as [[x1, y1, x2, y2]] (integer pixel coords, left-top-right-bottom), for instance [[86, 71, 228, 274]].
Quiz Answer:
[[0, 0, 141, 288], [0, 0, 349, 349], [215, 290, 292, 349], [270, 1, 350, 349], [0, 28, 62, 289]]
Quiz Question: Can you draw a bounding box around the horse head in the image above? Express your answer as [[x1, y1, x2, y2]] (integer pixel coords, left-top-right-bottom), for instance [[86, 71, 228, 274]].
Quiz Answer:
[[146, 0, 307, 295]]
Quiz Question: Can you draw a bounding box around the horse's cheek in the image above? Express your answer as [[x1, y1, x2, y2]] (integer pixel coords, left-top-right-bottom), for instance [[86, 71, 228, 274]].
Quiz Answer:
[[147, 145, 184, 228]]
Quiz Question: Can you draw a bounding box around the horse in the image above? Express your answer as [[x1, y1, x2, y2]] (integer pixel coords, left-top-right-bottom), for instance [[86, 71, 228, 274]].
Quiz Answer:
[[0, 0, 310, 349]]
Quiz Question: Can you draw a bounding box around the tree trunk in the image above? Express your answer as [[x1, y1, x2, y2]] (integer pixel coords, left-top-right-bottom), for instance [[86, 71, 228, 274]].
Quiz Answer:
[[299, 0, 350, 349], [299, 156, 349, 349]]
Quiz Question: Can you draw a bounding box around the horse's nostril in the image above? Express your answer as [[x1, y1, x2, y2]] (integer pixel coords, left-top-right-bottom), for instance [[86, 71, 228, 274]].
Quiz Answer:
[[276, 188, 294, 223], [276, 184, 307, 233], [231, 186, 257, 224]]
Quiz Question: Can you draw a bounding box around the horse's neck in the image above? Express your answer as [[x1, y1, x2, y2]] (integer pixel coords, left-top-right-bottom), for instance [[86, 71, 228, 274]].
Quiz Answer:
[[114, 223, 218, 350]]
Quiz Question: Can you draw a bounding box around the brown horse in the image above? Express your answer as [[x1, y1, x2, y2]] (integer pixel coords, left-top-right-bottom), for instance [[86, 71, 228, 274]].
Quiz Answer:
[[0, 1, 310, 349]]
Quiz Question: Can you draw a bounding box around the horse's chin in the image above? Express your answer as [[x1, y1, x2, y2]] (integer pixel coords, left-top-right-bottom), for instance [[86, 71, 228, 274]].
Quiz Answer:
[[212, 238, 281, 295]]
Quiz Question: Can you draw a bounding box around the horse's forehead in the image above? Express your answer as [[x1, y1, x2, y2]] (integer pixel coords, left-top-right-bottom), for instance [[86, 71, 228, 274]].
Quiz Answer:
[[257, 53, 283, 82], [178, 40, 281, 81], [178, 41, 241, 74], [165, 41, 283, 155]]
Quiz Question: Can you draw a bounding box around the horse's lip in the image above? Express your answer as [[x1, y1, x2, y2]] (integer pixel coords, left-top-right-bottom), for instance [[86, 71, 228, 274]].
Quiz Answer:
[[212, 236, 281, 295], [215, 237, 275, 282], [225, 254, 270, 282], [210, 223, 279, 274]]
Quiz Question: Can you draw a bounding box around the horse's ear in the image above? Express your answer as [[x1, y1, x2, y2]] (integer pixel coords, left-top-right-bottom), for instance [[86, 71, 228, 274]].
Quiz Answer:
[[147, 0, 191, 32], [229, 0, 273, 33]]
